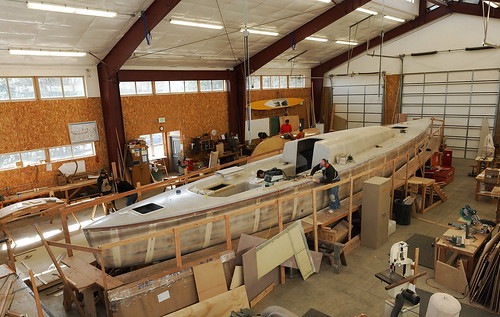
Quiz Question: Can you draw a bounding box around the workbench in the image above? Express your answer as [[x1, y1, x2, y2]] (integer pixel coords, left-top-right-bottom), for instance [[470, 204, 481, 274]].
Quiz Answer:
[[488, 186, 500, 224], [434, 227, 489, 279], [0, 179, 100, 208], [475, 156, 494, 174], [407, 177, 445, 214], [474, 169, 500, 201]]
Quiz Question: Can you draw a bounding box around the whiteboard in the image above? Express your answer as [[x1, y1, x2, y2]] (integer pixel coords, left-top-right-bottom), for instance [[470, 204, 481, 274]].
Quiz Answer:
[[245, 118, 270, 140], [68, 121, 99, 143]]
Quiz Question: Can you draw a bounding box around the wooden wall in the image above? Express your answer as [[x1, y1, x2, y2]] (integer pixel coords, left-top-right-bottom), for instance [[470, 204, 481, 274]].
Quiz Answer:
[[0, 97, 108, 193], [121, 92, 229, 154], [249, 88, 311, 125]]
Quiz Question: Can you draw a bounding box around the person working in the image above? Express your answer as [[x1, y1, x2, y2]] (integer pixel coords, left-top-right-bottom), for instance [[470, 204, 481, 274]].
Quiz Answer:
[[115, 178, 138, 206], [280, 119, 293, 134], [310, 159, 340, 212], [97, 169, 113, 196], [295, 127, 305, 140]]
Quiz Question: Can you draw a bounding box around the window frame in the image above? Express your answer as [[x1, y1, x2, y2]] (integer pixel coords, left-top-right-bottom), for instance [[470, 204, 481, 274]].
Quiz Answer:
[[139, 133, 166, 160]]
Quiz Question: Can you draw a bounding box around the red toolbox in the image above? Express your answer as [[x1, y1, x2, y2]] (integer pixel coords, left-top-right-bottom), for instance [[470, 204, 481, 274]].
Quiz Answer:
[[442, 148, 452, 167], [433, 166, 455, 184]]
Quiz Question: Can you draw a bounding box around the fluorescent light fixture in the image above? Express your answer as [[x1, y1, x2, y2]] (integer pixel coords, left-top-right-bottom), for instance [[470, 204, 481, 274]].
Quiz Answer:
[[240, 29, 279, 36], [170, 19, 223, 30], [9, 49, 87, 57], [335, 40, 358, 46], [316, 0, 331, 2], [27, 2, 117, 18], [384, 15, 405, 22], [356, 7, 378, 15], [485, 1, 499, 8], [305, 36, 328, 42]]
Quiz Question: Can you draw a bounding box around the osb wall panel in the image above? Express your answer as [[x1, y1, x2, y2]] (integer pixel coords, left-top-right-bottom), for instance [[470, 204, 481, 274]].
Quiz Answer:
[[121, 92, 229, 151], [0, 97, 108, 193], [250, 88, 311, 127], [384, 74, 401, 125]]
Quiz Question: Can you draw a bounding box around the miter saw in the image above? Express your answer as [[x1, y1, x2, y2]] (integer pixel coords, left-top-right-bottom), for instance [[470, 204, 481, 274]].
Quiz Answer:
[[460, 205, 496, 227]]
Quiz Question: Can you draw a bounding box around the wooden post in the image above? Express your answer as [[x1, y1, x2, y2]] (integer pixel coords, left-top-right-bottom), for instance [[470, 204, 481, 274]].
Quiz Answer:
[[173, 228, 181, 267], [413, 247, 419, 286], [60, 212, 73, 257], [99, 252, 108, 291], [349, 178, 353, 240], [6, 239, 15, 271], [136, 182, 142, 202], [29, 270, 44, 317], [391, 160, 396, 220], [33, 224, 88, 317], [278, 200, 283, 232], [312, 190, 318, 252], [224, 215, 232, 250]]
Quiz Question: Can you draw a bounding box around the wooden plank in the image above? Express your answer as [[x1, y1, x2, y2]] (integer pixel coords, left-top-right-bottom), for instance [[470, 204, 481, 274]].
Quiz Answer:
[[0, 276, 15, 316], [28, 270, 44, 317], [229, 266, 243, 290], [249, 283, 275, 308], [165, 286, 249, 317], [435, 260, 468, 294], [192, 259, 227, 301], [61, 256, 123, 290]]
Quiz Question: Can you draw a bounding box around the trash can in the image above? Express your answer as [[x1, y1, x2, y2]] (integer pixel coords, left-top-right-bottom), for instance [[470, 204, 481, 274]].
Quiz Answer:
[[394, 198, 412, 225]]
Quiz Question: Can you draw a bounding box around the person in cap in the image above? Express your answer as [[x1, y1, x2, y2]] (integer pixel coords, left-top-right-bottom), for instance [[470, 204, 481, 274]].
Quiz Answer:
[[97, 169, 113, 196], [310, 159, 340, 212]]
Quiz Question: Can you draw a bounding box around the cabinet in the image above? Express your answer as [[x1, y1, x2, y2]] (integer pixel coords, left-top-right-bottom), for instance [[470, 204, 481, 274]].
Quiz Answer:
[[361, 176, 390, 249], [128, 143, 151, 186]]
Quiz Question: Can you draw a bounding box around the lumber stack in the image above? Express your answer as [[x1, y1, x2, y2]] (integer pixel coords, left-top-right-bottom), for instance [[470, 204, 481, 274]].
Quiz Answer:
[[469, 230, 500, 313]]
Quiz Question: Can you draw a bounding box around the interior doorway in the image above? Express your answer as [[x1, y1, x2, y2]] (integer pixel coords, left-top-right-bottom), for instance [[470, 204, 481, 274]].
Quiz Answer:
[[168, 131, 181, 174]]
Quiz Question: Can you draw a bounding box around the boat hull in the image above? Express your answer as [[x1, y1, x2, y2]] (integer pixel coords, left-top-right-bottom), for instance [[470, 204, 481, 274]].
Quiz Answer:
[[84, 122, 435, 268]]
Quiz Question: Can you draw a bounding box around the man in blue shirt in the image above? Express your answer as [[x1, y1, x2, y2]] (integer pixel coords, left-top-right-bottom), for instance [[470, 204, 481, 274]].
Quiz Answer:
[[310, 159, 340, 212]]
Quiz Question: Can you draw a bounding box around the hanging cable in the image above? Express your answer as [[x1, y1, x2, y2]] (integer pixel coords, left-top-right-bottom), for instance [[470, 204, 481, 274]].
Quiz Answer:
[[215, 0, 238, 62]]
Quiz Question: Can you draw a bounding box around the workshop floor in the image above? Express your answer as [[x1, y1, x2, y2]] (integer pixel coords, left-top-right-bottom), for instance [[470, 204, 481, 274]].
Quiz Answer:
[[1, 158, 496, 317]]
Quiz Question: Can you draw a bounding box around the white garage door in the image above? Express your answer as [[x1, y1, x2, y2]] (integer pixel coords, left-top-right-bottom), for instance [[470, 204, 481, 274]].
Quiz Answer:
[[401, 69, 499, 158], [331, 76, 383, 129]]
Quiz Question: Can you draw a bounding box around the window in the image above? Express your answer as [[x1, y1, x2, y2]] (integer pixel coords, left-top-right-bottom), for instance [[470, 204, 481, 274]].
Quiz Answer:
[[170, 81, 185, 93], [0, 78, 9, 101], [49, 142, 95, 161], [38, 77, 86, 99], [21, 150, 46, 165], [0, 153, 21, 170], [63, 77, 85, 97], [139, 133, 165, 160], [155, 81, 170, 94], [136, 81, 153, 95], [39, 77, 63, 99], [119, 81, 152, 96], [289, 75, 305, 88], [262, 76, 288, 89], [8, 77, 36, 100], [200, 80, 225, 92], [248, 76, 261, 90], [185, 81, 198, 92]]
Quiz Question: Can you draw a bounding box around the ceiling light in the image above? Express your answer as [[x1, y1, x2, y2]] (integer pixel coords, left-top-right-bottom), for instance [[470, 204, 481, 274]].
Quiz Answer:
[[170, 19, 223, 30], [356, 8, 378, 15], [384, 15, 405, 22], [484, 1, 499, 8], [305, 36, 328, 42], [316, 0, 331, 3], [240, 29, 279, 36], [335, 40, 358, 46], [9, 49, 87, 57], [27, 2, 117, 18]]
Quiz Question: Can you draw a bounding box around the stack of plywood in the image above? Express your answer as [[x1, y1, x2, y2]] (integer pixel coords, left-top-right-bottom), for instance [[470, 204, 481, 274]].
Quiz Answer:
[[469, 230, 500, 313]]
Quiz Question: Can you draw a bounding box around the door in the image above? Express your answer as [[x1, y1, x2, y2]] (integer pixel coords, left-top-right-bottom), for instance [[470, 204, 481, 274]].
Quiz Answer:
[[170, 136, 181, 173]]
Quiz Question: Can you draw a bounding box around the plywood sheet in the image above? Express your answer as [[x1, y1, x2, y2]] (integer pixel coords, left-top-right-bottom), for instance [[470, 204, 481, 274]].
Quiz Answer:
[[166, 286, 249, 317], [192, 259, 227, 301], [230, 266, 243, 290], [255, 221, 315, 280], [435, 260, 467, 293], [242, 247, 279, 302]]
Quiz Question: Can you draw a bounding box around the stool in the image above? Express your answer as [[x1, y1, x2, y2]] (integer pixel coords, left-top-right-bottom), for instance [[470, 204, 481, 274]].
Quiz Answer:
[[425, 293, 461, 317], [468, 165, 477, 177]]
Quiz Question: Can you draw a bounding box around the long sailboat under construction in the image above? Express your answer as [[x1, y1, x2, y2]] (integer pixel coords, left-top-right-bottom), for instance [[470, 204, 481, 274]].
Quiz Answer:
[[84, 118, 442, 268]]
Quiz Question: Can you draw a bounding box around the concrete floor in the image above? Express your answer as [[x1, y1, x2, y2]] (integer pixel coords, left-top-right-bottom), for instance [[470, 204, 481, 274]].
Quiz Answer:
[[1, 158, 497, 317], [253, 157, 497, 316]]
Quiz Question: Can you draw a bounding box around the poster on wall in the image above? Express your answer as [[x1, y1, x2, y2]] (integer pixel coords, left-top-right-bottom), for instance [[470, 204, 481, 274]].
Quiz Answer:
[[68, 121, 99, 144]]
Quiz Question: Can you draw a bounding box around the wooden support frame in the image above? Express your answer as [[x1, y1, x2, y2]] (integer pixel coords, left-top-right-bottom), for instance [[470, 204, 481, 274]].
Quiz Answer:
[[35, 119, 444, 296]]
